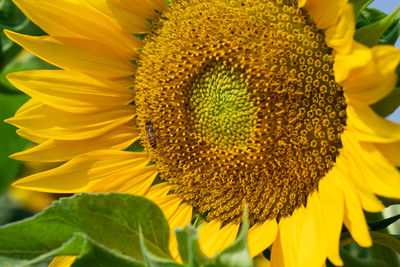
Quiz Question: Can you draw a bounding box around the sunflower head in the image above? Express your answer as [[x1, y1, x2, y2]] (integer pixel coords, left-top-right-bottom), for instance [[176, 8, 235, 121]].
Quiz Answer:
[[135, 0, 347, 224]]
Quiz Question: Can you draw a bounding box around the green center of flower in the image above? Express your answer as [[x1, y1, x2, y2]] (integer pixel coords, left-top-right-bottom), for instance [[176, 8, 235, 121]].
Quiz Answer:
[[189, 65, 257, 149]]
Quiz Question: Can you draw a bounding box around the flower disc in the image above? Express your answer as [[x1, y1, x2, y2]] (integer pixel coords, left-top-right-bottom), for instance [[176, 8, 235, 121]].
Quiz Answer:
[[135, 0, 347, 224]]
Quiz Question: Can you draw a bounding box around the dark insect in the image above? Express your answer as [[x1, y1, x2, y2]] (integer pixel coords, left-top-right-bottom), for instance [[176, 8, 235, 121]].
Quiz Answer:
[[146, 121, 157, 149]]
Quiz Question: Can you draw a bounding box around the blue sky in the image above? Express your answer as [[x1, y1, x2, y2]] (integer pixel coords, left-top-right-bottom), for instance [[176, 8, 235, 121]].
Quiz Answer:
[[370, 0, 399, 15], [370, 0, 400, 48], [368, 1, 400, 122]]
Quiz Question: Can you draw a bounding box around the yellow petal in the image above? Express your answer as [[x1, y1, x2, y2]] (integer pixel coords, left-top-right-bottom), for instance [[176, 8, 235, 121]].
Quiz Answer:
[[167, 203, 193, 261], [83, 0, 152, 33], [167, 203, 193, 236], [11, 125, 139, 162], [254, 254, 270, 267], [325, 3, 355, 55], [5, 31, 135, 78], [7, 70, 133, 114], [342, 130, 400, 199], [88, 164, 157, 194], [346, 103, 400, 143], [146, 0, 168, 11], [145, 190, 188, 262], [298, 0, 307, 8], [49, 256, 76, 267], [145, 183, 172, 199], [375, 141, 400, 166], [275, 212, 300, 267], [248, 220, 278, 258], [198, 220, 222, 255], [109, 0, 163, 20], [16, 129, 47, 144], [12, 150, 149, 193], [198, 221, 240, 258], [15, 98, 40, 115], [343, 45, 400, 104], [338, 150, 385, 213], [276, 194, 330, 267], [318, 167, 344, 266], [270, 229, 286, 267], [338, 175, 372, 247], [297, 193, 328, 267], [334, 42, 372, 83], [304, 0, 347, 29], [148, 194, 183, 220], [357, 189, 385, 213], [6, 103, 135, 140], [11, 0, 141, 56]]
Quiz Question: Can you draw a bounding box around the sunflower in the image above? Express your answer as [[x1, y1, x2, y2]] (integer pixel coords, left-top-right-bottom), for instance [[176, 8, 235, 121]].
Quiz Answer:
[[4, 0, 400, 266]]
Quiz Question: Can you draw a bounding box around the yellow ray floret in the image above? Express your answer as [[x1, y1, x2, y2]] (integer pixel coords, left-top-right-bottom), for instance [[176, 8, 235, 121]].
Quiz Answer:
[[11, 0, 141, 55], [11, 125, 139, 162], [13, 151, 150, 193], [5, 31, 136, 78], [7, 70, 133, 114]]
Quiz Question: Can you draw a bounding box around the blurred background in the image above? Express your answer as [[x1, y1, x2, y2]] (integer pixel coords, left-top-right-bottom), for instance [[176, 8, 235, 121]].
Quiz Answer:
[[0, 0, 59, 226], [0, 0, 399, 266]]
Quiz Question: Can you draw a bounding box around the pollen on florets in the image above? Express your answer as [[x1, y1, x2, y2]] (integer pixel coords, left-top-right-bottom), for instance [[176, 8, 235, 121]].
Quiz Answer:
[[134, 0, 347, 224]]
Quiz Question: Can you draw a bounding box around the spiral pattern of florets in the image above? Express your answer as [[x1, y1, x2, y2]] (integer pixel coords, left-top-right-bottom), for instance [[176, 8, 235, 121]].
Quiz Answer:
[[135, 0, 347, 224], [190, 65, 258, 149]]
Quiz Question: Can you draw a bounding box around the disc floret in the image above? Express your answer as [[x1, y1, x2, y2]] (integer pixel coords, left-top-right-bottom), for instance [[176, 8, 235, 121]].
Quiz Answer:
[[135, 0, 347, 224]]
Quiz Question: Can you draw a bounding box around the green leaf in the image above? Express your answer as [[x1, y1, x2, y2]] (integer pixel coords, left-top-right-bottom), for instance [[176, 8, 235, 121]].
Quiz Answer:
[[3, 232, 145, 267], [175, 208, 253, 267], [397, 64, 400, 88], [126, 139, 145, 152], [370, 87, 400, 117], [26, 232, 86, 266], [340, 226, 400, 266], [139, 227, 183, 267], [379, 18, 400, 45], [0, 0, 44, 65], [355, 5, 400, 47], [0, 255, 25, 266], [357, 7, 387, 29], [133, 33, 148, 41], [0, 193, 171, 265], [72, 233, 144, 267], [0, 50, 57, 94], [175, 225, 208, 267], [340, 248, 387, 267], [370, 232, 400, 254], [0, 0, 28, 30], [378, 196, 400, 206], [368, 214, 400, 232], [175, 227, 190, 264], [350, 0, 374, 20], [0, 0, 51, 95], [206, 208, 253, 267], [0, 93, 29, 193]]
